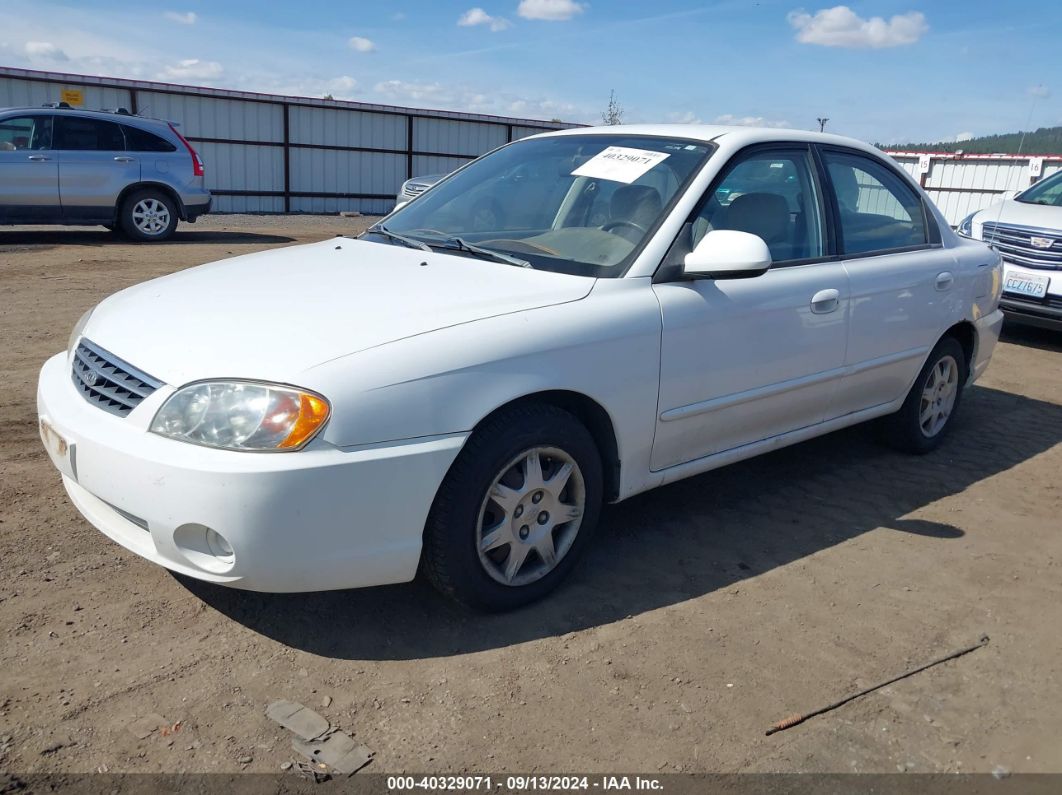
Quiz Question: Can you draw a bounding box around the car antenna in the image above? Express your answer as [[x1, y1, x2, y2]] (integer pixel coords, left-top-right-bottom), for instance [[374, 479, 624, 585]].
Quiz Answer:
[[987, 89, 1041, 240]]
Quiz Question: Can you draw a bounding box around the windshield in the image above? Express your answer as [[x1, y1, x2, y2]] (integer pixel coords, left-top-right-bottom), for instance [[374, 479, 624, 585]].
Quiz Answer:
[[373, 134, 714, 277], [1017, 170, 1062, 207]]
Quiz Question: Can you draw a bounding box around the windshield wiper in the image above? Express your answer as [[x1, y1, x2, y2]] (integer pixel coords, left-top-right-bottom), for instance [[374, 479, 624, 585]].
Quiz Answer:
[[439, 236, 533, 269], [364, 224, 431, 252]]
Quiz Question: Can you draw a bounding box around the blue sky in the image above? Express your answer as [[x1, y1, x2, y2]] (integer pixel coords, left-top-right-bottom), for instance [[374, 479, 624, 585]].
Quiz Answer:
[[1, 0, 1058, 144]]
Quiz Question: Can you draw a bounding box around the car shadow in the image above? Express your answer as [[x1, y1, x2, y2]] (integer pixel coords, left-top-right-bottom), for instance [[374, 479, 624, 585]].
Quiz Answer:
[[1000, 322, 1062, 353], [0, 229, 294, 246], [180, 384, 1062, 660]]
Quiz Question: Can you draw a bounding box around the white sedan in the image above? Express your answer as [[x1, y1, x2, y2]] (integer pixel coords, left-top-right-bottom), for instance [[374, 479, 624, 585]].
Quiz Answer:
[[37, 124, 1004, 610]]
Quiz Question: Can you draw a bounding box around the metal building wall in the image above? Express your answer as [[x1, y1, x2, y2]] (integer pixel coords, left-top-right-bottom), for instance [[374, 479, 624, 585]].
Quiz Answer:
[[888, 152, 1062, 225], [0, 66, 578, 215]]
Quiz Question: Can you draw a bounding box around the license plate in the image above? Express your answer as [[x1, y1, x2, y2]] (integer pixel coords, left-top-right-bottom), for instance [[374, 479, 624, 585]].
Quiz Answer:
[[39, 417, 76, 481], [1003, 268, 1049, 299]]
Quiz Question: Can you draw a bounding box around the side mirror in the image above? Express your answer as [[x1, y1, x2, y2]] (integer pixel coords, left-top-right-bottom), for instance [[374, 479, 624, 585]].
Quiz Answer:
[[683, 230, 772, 279]]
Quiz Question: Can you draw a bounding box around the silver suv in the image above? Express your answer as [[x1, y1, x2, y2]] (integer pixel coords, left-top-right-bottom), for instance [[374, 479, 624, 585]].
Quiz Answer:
[[0, 104, 211, 241]]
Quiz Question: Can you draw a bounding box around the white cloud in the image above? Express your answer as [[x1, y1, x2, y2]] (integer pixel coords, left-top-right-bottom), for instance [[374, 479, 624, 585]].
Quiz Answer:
[[24, 41, 68, 60], [160, 58, 223, 80], [517, 0, 586, 22], [713, 113, 791, 128], [788, 6, 927, 48], [1028, 84, 1050, 99], [668, 111, 702, 124], [458, 8, 512, 31], [348, 36, 376, 52], [374, 79, 578, 119], [327, 75, 358, 94], [164, 11, 197, 25], [955, 131, 974, 142]]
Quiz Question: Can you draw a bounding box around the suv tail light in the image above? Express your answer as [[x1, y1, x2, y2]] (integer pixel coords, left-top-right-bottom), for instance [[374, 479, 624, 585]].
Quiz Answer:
[[168, 123, 205, 177]]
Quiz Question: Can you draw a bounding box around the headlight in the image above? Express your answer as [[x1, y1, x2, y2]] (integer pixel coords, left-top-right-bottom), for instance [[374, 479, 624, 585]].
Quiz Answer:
[[151, 381, 330, 451], [957, 212, 977, 239], [67, 308, 94, 353]]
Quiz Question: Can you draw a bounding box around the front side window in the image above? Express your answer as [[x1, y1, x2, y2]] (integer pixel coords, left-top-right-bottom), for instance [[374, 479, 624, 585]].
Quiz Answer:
[[822, 150, 928, 255], [379, 134, 714, 277], [1017, 170, 1062, 207], [54, 117, 125, 151], [0, 115, 51, 150], [689, 148, 825, 263]]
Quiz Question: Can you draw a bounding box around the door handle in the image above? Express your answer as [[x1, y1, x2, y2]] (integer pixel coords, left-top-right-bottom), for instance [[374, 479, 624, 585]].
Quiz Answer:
[[113, 156, 136, 162], [810, 288, 840, 314], [27, 154, 51, 161], [935, 271, 954, 291]]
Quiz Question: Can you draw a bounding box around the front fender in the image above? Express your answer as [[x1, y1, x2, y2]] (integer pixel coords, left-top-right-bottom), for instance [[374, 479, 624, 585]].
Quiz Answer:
[[306, 278, 663, 500]]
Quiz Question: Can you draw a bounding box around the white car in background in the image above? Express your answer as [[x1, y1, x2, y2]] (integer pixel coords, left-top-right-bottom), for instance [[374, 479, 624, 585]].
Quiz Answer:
[[38, 124, 1003, 611], [395, 173, 444, 208], [958, 169, 1062, 330]]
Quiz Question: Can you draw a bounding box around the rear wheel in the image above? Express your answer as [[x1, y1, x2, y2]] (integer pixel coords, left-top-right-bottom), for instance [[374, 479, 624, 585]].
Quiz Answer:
[[881, 337, 967, 454], [422, 404, 603, 611], [120, 189, 178, 242]]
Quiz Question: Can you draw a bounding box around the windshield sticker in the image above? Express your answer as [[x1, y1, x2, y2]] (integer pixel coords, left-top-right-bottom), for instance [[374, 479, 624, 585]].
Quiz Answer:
[[571, 146, 671, 184]]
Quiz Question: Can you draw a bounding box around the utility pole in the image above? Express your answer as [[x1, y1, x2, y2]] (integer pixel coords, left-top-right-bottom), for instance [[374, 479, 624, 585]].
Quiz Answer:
[[817, 117, 829, 133]]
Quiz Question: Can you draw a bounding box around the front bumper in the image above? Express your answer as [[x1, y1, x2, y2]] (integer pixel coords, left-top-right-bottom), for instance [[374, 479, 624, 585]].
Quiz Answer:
[[36, 352, 465, 592], [1000, 295, 1062, 331]]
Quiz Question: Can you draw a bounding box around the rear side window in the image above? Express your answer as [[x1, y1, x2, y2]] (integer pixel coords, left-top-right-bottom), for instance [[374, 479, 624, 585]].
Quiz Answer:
[[0, 115, 51, 150], [54, 117, 126, 151], [123, 125, 177, 152], [821, 150, 928, 255]]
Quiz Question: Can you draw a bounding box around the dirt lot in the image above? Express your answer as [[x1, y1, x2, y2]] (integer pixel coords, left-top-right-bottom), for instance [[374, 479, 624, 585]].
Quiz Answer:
[[1, 215, 1060, 777]]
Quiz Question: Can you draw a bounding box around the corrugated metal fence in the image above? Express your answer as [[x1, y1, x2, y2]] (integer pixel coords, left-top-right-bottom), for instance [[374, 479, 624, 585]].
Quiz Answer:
[[888, 151, 1062, 226], [0, 67, 577, 214]]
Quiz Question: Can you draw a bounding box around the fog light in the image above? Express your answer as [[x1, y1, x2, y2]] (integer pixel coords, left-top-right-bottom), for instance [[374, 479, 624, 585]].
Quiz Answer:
[[173, 523, 235, 573], [205, 527, 234, 561]]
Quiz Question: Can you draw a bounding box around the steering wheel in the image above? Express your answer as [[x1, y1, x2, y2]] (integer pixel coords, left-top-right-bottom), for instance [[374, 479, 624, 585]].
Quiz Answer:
[[601, 219, 647, 236]]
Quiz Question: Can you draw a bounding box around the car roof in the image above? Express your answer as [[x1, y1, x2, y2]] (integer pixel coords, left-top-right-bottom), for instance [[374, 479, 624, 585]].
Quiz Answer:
[[531, 123, 883, 156], [0, 106, 174, 129]]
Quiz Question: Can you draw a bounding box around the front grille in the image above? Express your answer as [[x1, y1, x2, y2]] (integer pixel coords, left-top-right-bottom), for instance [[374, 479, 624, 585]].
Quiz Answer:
[[404, 183, 429, 197], [982, 222, 1062, 270], [71, 339, 163, 417]]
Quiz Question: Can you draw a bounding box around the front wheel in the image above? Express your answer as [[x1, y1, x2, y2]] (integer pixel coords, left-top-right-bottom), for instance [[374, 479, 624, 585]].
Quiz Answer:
[[119, 189, 178, 242], [422, 404, 603, 611], [881, 337, 967, 454]]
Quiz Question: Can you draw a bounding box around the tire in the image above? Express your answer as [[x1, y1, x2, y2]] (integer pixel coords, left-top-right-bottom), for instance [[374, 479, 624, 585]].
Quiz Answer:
[[422, 403, 603, 611], [119, 189, 178, 242], [881, 336, 968, 454]]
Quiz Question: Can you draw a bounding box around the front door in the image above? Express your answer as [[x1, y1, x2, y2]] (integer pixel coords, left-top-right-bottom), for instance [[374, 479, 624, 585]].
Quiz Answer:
[[651, 145, 849, 471], [54, 116, 139, 223], [0, 115, 59, 222]]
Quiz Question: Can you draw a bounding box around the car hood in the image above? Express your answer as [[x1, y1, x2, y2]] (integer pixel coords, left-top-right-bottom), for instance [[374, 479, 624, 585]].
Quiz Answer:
[[83, 238, 595, 386], [975, 199, 1062, 231]]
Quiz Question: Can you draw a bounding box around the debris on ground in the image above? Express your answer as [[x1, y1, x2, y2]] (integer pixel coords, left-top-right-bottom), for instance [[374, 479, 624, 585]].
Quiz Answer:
[[266, 700, 373, 776], [766, 635, 990, 736], [292, 758, 331, 783], [266, 700, 329, 741], [293, 730, 373, 775]]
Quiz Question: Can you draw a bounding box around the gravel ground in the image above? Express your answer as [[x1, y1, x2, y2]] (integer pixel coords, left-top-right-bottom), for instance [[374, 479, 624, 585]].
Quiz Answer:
[[1, 214, 1061, 777]]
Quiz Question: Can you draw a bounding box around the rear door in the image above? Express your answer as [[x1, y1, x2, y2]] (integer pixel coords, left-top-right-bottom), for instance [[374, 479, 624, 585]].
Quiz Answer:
[[0, 115, 59, 221], [54, 116, 139, 222], [818, 146, 955, 417]]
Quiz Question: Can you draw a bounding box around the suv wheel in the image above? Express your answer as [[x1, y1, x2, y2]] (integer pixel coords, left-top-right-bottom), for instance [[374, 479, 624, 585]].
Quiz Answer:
[[120, 189, 178, 242], [881, 337, 968, 454], [422, 404, 603, 611]]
